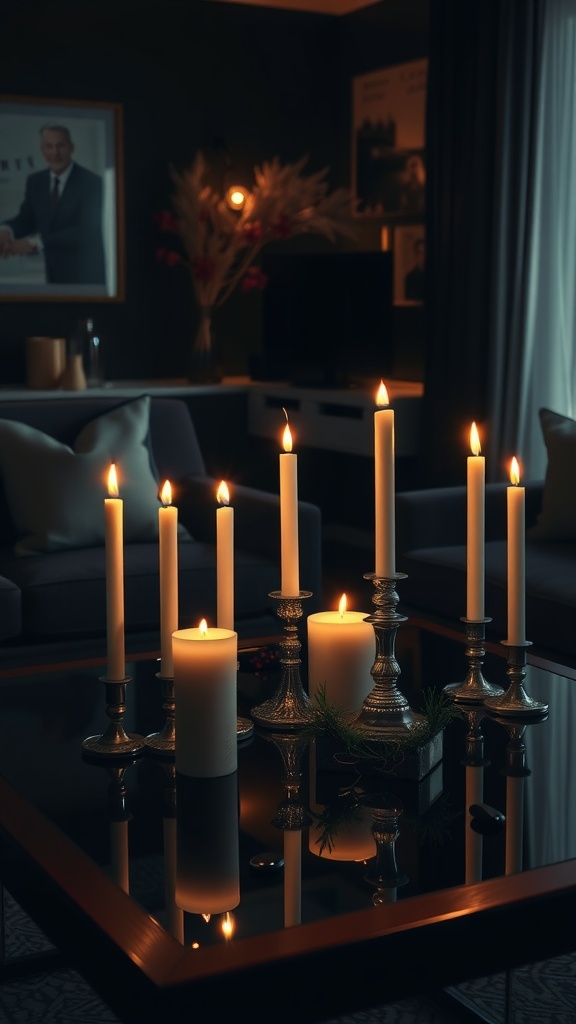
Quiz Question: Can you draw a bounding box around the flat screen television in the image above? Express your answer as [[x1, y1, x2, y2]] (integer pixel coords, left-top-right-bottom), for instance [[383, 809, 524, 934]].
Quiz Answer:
[[259, 250, 393, 387]]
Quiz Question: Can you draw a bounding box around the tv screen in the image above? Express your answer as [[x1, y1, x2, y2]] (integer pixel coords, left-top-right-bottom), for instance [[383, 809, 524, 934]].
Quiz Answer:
[[259, 251, 393, 387]]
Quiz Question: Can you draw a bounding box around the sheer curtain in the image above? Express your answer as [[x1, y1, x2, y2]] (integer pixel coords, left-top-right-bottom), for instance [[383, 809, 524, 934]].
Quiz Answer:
[[490, 0, 576, 480], [424, 0, 576, 484]]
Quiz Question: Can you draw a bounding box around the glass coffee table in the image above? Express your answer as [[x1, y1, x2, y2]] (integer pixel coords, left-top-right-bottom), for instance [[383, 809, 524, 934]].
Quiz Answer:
[[0, 626, 575, 1023]]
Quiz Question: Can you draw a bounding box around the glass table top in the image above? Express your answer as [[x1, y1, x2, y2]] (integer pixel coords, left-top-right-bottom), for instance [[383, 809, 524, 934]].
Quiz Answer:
[[0, 627, 574, 1021]]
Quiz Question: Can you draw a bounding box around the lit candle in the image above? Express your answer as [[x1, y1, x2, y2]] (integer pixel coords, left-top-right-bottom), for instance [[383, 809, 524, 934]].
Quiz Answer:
[[173, 619, 238, 777], [374, 381, 395, 577], [507, 456, 525, 645], [159, 480, 178, 678], [307, 593, 375, 712], [467, 422, 485, 621], [280, 411, 299, 596], [105, 463, 125, 681], [216, 481, 234, 631]]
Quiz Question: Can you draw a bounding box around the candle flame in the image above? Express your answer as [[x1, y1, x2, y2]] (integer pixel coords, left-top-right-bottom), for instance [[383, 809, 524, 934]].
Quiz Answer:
[[216, 480, 230, 505], [199, 618, 208, 636], [470, 422, 481, 456], [282, 423, 293, 452], [221, 912, 235, 941], [160, 479, 172, 506], [201, 914, 211, 923], [376, 380, 389, 407], [510, 456, 521, 485], [107, 463, 119, 497], [338, 593, 347, 617]]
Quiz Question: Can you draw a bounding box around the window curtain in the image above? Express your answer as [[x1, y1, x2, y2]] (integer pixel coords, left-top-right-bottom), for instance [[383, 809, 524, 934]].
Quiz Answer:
[[424, 0, 576, 485]]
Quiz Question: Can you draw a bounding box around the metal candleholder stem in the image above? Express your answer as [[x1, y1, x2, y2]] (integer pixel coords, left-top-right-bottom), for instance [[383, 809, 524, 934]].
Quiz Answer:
[[251, 591, 314, 730], [484, 642, 548, 717], [144, 674, 175, 756], [83, 676, 145, 757], [444, 618, 504, 704], [350, 574, 425, 741]]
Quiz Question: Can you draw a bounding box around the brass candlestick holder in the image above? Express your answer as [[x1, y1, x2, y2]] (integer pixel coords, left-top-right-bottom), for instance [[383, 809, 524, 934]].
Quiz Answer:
[[251, 591, 314, 730], [350, 574, 426, 740], [144, 673, 176, 756], [444, 618, 504, 704], [484, 642, 548, 717], [83, 675, 145, 757]]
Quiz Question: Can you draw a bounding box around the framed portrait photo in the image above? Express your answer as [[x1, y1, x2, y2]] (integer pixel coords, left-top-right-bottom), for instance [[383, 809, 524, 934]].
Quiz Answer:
[[0, 95, 124, 302]]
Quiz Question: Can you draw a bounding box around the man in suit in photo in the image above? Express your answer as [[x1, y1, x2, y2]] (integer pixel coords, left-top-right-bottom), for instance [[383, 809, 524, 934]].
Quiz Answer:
[[0, 124, 106, 285]]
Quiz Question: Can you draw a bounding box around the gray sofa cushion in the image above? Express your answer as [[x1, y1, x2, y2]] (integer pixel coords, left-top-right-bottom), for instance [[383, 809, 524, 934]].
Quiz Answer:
[[0, 575, 21, 642]]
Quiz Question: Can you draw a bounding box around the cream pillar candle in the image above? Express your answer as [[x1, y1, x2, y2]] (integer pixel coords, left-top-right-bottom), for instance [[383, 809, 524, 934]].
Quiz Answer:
[[283, 829, 302, 927], [105, 463, 125, 682], [507, 457, 526, 645], [280, 414, 299, 596], [159, 480, 178, 678], [307, 593, 375, 712], [173, 620, 238, 777], [467, 422, 485, 621], [374, 381, 395, 577], [216, 481, 234, 631]]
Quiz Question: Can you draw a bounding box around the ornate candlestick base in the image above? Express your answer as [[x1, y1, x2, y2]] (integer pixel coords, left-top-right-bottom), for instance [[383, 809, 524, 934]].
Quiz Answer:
[[350, 574, 426, 741], [444, 618, 504, 703], [484, 642, 548, 717], [144, 674, 176, 756], [83, 676, 145, 757], [251, 591, 314, 730]]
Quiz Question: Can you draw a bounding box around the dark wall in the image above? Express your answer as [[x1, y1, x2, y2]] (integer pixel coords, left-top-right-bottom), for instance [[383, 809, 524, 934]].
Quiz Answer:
[[0, 0, 428, 385]]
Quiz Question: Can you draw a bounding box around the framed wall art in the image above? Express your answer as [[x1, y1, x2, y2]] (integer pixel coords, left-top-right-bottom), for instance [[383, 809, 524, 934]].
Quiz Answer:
[[352, 59, 428, 218], [393, 223, 425, 305], [0, 95, 124, 302]]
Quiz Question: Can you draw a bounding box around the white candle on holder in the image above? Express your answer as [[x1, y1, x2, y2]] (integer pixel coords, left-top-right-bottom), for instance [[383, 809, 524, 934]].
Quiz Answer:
[[280, 411, 299, 596], [374, 381, 395, 578], [216, 481, 234, 631], [467, 422, 485, 621], [507, 456, 526, 645], [173, 619, 238, 778], [159, 480, 178, 678], [105, 463, 125, 682], [307, 593, 375, 712]]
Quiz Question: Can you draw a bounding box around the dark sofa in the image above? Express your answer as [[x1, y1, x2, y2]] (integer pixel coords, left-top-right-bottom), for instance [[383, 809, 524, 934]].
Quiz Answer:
[[396, 480, 576, 662], [0, 395, 322, 667]]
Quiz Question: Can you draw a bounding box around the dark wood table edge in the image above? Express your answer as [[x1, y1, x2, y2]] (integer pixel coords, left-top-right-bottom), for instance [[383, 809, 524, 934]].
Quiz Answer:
[[0, 770, 575, 1023]]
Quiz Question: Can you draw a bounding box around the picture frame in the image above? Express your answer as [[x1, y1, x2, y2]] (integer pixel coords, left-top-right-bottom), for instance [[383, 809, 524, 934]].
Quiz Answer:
[[393, 224, 426, 306], [352, 60, 428, 218], [0, 95, 124, 302]]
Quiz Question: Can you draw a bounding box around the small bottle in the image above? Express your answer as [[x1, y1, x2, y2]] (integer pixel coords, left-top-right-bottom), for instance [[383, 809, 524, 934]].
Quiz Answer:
[[71, 318, 104, 388]]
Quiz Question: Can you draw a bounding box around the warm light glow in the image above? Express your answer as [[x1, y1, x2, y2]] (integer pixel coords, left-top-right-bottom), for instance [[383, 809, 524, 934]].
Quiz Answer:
[[107, 463, 119, 497], [510, 456, 521, 486], [191, 942, 200, 949], [216, 480, 230, 505], [201, 914, 211, 923], [221, 911, 235, 941], [199, 618, 208, 636], [160, 479, 172, 506], [376, 380, 389, 407], [470, 422, 481, 457], [338, 593, 347, 617], [225, 184, 249, 210]]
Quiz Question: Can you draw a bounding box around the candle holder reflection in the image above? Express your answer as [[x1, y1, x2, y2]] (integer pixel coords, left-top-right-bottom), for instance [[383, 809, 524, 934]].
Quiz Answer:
[[251, 591, 314, 730], [82, 675, 145, 757], [267, 731, 311, 928], [155, 761, 185, 942], [461, 707, 490, 885], [350, 574, 426, 740], [484, 642, 548, 717], [444, 619, 504, 704], [144, 673, 176, 756], [82, 752, 137, 893], [363, 794, 408, 905]]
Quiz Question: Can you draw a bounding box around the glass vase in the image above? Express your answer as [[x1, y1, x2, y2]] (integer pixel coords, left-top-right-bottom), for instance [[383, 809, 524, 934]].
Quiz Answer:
[[188, 307, 223, 385]]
